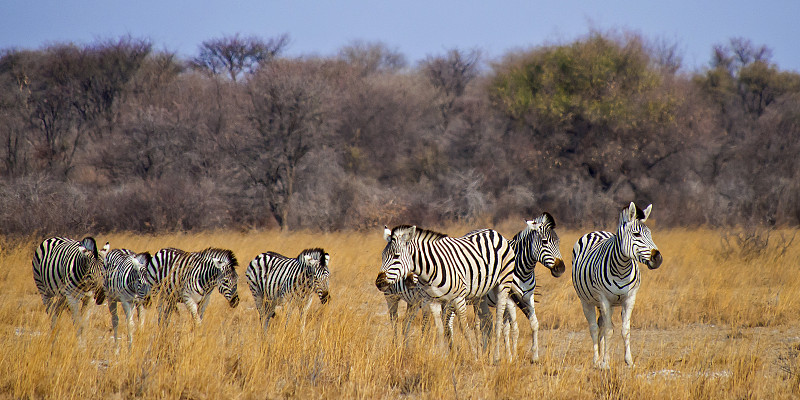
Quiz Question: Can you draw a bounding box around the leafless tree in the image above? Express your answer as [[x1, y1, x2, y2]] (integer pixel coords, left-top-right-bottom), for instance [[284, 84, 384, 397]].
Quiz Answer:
[[337, 40, 407, 76], [191, 33, 289, 82]]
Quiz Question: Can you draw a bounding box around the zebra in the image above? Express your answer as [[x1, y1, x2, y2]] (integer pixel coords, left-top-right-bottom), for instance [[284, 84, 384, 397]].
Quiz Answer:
[[375, 225, 516, 362], [477, 212, 566, 362], [103, 248, 152, 347], [572, 202, 663, 368], [158, 248, 240, 326], [245, 248, 330, 333], [32, 236, 110, 336], [376, 262, 442, 344], [144, 247, 187, 305]]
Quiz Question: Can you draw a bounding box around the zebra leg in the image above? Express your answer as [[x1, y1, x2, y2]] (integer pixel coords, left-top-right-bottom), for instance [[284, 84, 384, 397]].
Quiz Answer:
[[597, 302, 613, 369], [66, 295, 84, 337], [492, 289, 510, 363], [384, 295, 400, 343], [46, 296, 65, 332], [504, 298, 519, 360], [109, 300, 119, 346], [401, 301, 420, 345], [198, 294, 211, 320], [475, 300, 491, 353], [121, 301, 135, 349], [300, 296, 314, 332], [621, 294, 638, 366], [443, 302, 455, 350], [453, 297, 479, 358], [581, 301, 601, 367], [184, 299, 202, 327], [429, 302, 447, 353], [262, 303, 276, 333], [136, 303, 146, 329]]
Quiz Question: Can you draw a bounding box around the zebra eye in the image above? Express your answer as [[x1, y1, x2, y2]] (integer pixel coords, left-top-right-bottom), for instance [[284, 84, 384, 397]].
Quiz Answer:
[[631, 231, 642, 238], [541, 239, 549, 245]]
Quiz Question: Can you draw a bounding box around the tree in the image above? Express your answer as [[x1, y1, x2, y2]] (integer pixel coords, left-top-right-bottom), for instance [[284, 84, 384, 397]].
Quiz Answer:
[[191, 34, 289, 82], [337, 40, 407, 76], [419, 48, 481, 124], [231, 59, 332, 230]]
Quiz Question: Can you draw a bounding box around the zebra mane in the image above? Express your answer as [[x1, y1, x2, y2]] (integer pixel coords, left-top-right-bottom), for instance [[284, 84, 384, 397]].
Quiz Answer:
[[392, 225, 449, 241], [299, 248, 328, 265], [199, 248, 238, 268]]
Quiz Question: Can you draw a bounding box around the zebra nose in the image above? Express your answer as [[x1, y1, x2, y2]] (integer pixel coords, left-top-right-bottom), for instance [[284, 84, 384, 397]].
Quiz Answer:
[[648, 250, 663, 270], [320, 292, 330, 304], [550, 258, 566, 277], [375, 272, 390, 292]]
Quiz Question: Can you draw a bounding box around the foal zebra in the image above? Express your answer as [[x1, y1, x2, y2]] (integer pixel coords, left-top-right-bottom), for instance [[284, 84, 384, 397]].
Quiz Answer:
[[32, 236, 110, 335], [376, 226, 516, 362], [104, 249, 152, 347], [158, 248, 240, 326], [246, 248, 330, 333], [572, 202, 663, 368]]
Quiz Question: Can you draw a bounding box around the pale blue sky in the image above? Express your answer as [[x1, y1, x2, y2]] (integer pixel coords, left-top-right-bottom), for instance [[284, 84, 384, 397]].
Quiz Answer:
[[2, 0, 799, 72]]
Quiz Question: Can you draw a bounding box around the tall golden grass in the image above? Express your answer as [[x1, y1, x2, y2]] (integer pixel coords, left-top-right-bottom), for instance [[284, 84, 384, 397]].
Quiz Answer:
[[1, 224, 799, 399]]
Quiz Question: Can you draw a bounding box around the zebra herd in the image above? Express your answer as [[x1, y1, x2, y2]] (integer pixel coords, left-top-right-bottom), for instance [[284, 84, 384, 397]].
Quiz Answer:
[[31, 202, 661, 368]]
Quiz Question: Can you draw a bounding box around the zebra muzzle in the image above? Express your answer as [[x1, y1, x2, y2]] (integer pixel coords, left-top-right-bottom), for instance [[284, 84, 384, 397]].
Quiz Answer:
[[647, 250, 663, 270], [320, 292, 330, 304], [549, 258, 566, 277], [375, 272, 391, 292]]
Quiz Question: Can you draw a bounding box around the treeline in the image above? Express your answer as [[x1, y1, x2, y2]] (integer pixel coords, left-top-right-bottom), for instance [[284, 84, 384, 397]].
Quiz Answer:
[[1, 31, 799, 236]]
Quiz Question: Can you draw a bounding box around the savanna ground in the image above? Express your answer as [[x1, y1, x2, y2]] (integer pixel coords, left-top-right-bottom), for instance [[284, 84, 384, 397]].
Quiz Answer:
[[1, 223, 799, 399]]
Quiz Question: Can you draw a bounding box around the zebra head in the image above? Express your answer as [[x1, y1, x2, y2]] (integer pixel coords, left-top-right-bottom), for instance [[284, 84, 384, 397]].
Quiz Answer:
[[301, 249, 331, 305], [618, 202, 662, 270], [202, 248, 240, 308], [78, 237, 110, 305], [376, 225, 417, 292], [524, 212, 566, 277]]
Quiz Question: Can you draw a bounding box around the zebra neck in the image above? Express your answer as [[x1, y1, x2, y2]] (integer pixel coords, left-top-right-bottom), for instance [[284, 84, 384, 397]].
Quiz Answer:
[[605, 235, 636, 278]]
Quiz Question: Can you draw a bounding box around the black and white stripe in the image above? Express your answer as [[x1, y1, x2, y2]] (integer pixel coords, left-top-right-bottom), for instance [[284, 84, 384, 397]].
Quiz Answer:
[[104, 248, 152, 347], [572, 202, 663, 368], [478, 213, 566, 361], [377, 258, 437, 343], [158, 248, 240, 326], [144, 247, 187, 304], [32, 236, 110, 335], [375, 226, 516, 362], [246, 248, 330, 332]]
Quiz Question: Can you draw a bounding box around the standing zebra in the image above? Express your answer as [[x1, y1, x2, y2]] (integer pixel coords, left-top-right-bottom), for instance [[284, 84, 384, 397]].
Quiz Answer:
[[572, 202, 663, 368], [479, 213, 566, 362], [246, 248, 330, 333], [375, 226, 516, 362], [104, 249, 152, 347], [32, 236, 110, 336], [158, 248, 240, 326]]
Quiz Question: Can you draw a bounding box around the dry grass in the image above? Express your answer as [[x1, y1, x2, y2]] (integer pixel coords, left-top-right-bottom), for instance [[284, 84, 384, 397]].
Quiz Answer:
[[2, 225, 800, 399]]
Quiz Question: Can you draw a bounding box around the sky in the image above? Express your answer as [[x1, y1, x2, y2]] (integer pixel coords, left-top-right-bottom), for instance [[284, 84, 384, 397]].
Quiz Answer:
[[2, 0, 799, 73]]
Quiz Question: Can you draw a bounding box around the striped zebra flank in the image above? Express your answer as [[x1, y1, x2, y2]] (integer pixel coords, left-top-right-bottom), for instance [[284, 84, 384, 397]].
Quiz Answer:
[[245, 248, 330, 333], [104, 249, 152, 347], [144, 247, 188, 306], [572, 202, 663, 368], [375, 225, 516, 362], [158, 248, 240, 327], [31, 236, 110, 336]]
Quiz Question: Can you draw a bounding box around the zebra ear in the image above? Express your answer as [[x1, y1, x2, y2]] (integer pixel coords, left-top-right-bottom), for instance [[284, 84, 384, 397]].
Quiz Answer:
[[542, 212, 556, 229], [135, 252, 152, 267], [324, 254, 330, 266], [100, 242, 110, 258], [642, 204, 652, 222], [384, 225, 392, 242], [303, 254, 314, 265], [526, 219, 541, 231], [624, 202, 637, 222]]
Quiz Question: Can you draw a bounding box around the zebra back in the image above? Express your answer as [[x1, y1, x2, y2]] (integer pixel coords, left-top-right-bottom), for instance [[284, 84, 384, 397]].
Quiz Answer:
[[32, 236, 110, 306]]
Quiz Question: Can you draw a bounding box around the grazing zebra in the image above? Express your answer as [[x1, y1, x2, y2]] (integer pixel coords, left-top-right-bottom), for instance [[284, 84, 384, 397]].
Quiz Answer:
[[32, 236, 110, 335], [572, 202, 663, 368], [478, 213, 566, 362], [158, 248, 240, 326], [104, 249, 152, 347], [375, 226, 516, 362], [246, 248, 331, 333]]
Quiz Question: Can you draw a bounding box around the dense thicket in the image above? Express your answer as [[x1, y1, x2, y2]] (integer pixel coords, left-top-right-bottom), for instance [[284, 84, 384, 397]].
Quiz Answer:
[[1, 32, 798, 235]]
